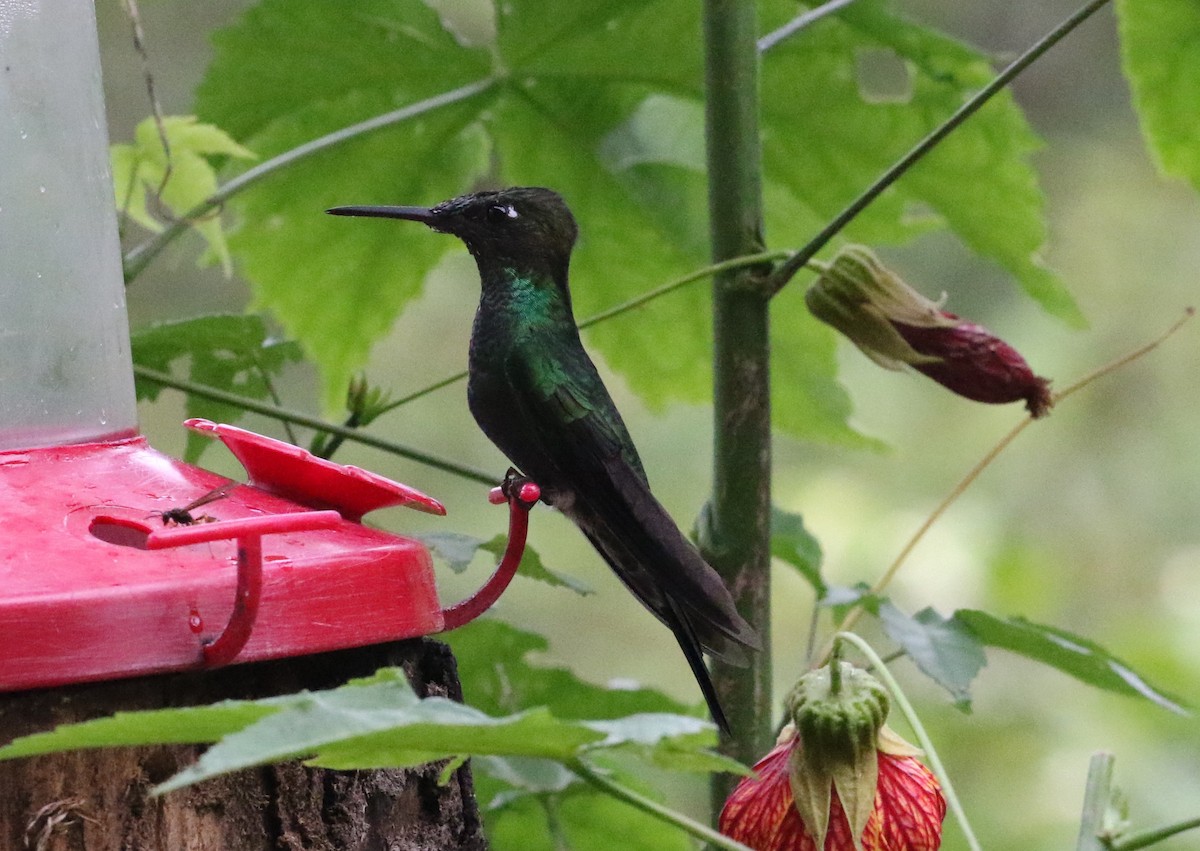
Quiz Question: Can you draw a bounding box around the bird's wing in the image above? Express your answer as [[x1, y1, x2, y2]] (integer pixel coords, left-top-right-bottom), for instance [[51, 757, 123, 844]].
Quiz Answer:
[[503, 341, 758, 659]]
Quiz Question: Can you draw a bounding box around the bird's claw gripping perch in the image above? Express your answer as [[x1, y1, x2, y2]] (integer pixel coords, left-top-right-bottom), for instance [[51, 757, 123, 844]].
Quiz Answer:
[[441, 470, 541, 631], [489, 467, 542, 509]]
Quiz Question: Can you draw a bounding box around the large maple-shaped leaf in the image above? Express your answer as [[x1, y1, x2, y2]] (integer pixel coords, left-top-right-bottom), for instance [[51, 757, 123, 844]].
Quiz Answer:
[[759, 0, 1082, 326], [195, 0, 1072, 437], [195, 0, 496, 409], [1117, 0, 1200, 193]]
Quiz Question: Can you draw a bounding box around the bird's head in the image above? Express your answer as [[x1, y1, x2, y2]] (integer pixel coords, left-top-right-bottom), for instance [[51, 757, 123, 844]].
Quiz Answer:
[[328, 187, 579, 284]]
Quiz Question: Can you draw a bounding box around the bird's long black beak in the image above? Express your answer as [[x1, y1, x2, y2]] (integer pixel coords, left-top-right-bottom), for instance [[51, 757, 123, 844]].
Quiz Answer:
[[325, 205, 436, 224]]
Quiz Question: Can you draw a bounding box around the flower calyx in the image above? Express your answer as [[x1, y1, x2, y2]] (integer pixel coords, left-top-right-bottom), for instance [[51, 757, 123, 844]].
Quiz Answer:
[[785, 663, 889, 851]]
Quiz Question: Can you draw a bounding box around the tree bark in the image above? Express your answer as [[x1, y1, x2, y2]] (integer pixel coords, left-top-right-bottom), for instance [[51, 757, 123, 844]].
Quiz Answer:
[[0, 639, 487, 851]]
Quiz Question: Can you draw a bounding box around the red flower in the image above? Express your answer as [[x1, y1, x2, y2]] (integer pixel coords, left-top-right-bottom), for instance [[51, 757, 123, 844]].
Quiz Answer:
[[892, 314, 1052, 417], [806, 245, 1053, 417], [720, 727, 946, 851]]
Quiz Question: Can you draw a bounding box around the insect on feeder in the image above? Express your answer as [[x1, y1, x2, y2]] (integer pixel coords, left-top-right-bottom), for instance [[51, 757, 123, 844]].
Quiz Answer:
[[0, 0, 535, 695]]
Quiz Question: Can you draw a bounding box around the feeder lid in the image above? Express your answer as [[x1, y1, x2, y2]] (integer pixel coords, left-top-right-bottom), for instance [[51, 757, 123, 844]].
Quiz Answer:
[[185, 418, 445, 521]]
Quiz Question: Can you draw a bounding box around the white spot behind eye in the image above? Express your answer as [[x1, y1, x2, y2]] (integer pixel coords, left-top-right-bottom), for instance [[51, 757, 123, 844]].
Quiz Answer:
[[503, 205, 518, 219]]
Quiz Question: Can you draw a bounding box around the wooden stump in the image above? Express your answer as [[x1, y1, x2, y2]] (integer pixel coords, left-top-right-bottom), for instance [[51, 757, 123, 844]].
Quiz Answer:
[[0, 639, 487, 850]]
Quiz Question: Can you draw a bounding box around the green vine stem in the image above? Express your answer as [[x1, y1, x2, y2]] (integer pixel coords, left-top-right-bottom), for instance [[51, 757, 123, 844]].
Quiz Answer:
[[1076, 751, 1200, 850], [1112, 817, 1200, 850], [373, 249, 792, 416], [121, 76, 498, 283], [566, 758, 754, 851], [764, 0, 1114, 296], [132, 249, 800, 476], [757, 0, 858, 53], [834, 631, 982, 851], [133, 365, 495, 485]]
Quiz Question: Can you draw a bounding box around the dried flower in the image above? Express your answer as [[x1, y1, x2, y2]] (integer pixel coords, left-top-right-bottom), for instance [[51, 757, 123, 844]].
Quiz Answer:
[[806, 246, 1052, 417], [719, 664, 945, 851]]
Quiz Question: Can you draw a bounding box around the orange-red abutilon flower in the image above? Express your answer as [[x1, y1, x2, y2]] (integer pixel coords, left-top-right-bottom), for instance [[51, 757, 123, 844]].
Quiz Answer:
[[720, 726, 945, 850], [720, 663, 946, 851]]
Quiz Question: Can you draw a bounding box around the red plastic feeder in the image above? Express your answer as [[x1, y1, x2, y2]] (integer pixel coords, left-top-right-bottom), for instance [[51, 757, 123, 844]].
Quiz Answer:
[[0, 7, 537, 696], [0, 419, 539, 692]]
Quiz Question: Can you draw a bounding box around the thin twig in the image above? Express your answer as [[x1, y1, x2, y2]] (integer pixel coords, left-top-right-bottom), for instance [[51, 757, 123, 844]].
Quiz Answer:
[[370, 249, 791, 417], [133, 365, 495, 485], [567, 758, 754, 851], [825, 308, 1194, 650], [758, 0, 859, 53], [122, 76, 499, 283], [122, 0, 172, 199], [250, 355, 298, 446], [765, 0, 1114, 297], [1111, 817, 1200, 850]]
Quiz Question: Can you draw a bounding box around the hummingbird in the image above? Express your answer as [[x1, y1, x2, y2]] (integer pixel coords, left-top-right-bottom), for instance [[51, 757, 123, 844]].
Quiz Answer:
[[328, 187, 759, 731]]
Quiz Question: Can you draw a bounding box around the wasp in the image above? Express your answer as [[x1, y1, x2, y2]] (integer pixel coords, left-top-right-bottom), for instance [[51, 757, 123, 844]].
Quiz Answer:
[[156, 482, 237, 526]]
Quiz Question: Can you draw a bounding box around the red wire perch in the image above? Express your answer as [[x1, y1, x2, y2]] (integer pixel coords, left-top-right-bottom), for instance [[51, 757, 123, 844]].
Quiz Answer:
[[145, 511, 343, 668], [439, 471, 540, 632]]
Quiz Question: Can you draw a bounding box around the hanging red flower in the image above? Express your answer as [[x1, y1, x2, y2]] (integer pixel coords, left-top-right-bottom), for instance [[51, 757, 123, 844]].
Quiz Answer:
[[719, 664, 946, 850], [806, 245, 1053, 417]]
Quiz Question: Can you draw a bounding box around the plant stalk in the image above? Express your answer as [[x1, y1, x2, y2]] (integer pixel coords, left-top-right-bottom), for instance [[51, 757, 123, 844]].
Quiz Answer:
[[133, 365, 495, 485], [1076, 753, 1116, 851], [700, 0, 774, 812], [568, 759, 754, 851]]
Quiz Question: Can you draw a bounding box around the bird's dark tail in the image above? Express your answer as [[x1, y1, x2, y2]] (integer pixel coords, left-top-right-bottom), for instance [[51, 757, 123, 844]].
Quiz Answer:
[[663, 596, 731, 734]]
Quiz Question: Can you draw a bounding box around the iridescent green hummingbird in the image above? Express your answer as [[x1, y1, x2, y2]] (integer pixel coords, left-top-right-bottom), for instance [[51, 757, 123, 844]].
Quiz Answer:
[[328, 187, 759, 731]]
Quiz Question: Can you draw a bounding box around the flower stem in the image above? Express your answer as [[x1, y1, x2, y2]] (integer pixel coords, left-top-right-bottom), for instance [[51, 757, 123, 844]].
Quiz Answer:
[[566, 758, 755, 851], [825, 307, 1194, 650], [835, 632, 983, 851], [1076, 753, 1116, 851]]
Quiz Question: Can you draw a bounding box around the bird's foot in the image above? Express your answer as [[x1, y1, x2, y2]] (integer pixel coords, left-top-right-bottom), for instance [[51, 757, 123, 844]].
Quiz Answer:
[[487, 468, 541, 510]]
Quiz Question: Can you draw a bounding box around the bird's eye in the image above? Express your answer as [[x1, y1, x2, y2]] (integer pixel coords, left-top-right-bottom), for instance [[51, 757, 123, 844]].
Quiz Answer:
[[485, 204, 518, 224]]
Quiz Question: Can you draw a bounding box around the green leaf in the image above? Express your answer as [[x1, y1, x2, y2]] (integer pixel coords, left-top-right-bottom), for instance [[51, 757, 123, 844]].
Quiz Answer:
[[878, 603, 985, 709], [154, 678, 717, 794], [771, 506, 825, 595], [194, 0, 1076, 440], [113, 115, 255, 273], [0, 697, 287, 761], [956, 609, 1188, 714], [821, 582, 884, 624], [485, 783, 694, 851], [586, 714, 744, 775], [475, 755, 581, 798], [479, 535, 593, 595], [760, 0, 1082, 325], [195, 0, 495, 410], [131, 314, 303, 461], [417, 531, 488, 573], [496, 0, 702, 90], [444, 618, 694, 720], [1117, 0, 1200, 192], [417, 532, 591, 593]]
